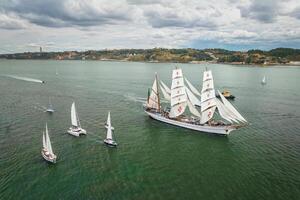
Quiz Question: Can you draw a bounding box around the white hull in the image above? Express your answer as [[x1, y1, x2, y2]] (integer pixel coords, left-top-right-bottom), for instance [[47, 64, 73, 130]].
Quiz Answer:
[[145, 111, 236, 135], [41, 150, 56, 163], [67, 127, 87, 137], [104, 139, 117, 147], [46, 109, 54, 113]]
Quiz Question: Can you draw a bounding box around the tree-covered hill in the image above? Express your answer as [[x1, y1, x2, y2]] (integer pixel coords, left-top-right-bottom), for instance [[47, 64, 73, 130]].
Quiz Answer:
[[1, 48, 299, 65]]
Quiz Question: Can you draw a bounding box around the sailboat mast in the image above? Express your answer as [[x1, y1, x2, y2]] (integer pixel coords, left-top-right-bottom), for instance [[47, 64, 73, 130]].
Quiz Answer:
[[155, 73, 161, 113], [75, 103, 81, 128]]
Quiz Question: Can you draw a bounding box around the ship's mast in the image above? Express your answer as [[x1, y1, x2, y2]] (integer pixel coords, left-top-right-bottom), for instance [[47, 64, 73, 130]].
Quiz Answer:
[[155, 72, 161, 113]]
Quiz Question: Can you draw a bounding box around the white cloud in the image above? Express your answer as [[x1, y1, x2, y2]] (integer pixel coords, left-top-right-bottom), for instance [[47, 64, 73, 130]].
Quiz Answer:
[[0, 13, 27, 29], [0, 0, 299, 53]]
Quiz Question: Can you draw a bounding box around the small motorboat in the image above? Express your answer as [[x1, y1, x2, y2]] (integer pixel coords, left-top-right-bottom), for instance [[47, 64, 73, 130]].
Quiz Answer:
[[104, 112, 117, 147], [216, 90, 235, 99]]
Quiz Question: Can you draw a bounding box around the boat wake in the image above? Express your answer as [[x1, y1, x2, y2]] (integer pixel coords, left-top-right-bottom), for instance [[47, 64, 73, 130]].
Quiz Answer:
[[4, 75, 45, 84], [124, 94, 146, 103], [124, 94, 168, 103], [33, 103, 47, 112]]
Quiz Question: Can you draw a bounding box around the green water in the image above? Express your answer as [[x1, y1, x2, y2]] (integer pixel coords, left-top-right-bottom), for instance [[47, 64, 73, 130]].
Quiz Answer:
[[0, 60, 299, 200]]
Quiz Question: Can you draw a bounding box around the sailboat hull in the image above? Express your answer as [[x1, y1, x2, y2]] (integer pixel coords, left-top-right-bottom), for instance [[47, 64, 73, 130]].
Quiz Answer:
[[104, 139, 117, 147], [41, 150, 56, 163], [145, 111, 235, 135], [46, 109, 54, 113], [67, 127, 87, 137]]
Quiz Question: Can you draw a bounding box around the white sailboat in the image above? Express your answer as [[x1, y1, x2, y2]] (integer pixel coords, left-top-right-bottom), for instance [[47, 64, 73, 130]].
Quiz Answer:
[[261, 75, 266, 85], [46, 97, 54, 113], [41, 123, 57, 163], [67, 102, 87, 136], [144, 68, 247, 135], [104, 111, 117, 146]]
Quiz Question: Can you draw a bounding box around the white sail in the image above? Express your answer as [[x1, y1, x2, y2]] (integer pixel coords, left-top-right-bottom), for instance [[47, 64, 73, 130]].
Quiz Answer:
[[201, 98, 216, 112], [218, 90, 247, 123], [160, 80, 171, 94], [147, 75, 160, 110], [200, 106, 216, 124], [201, 79, 214, 93], [187, 100, 201, 117], [171, 76, 185, 90], [169, 69, 187, 118], [42, 132, 46, 149], [203, 70, 213, 82], [45, 124, 54, 155], [185, 86, 201, 106], [71, 102, 78, 127], [169, 102, 187, 117], [106, 112, 113, 140], [160, 85, 171, 101], [200, 70, 217, 124], [262, 76, 266, 84], [185, 78, 201, 96], [215, 98, 233, 123], [201, 89, 216, 103]]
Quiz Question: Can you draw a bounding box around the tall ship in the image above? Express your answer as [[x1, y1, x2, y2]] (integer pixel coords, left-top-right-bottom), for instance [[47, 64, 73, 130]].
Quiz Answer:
[[144, 68, 247, 135]]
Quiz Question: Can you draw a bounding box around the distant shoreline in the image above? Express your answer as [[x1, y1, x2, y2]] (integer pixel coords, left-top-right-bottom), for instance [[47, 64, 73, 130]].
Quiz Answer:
[[1, 48, 299, 66], [1, 57, 300, 67]]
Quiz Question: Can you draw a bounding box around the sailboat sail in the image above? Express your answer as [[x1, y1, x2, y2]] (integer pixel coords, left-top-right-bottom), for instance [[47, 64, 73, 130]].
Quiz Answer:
[[106, 112, 113, 140], [187, 100, 201, 117], [200, 89, 216, 105], [160, 80, 171, 94], [262, 76, 266, 84], [71, 102, 78, 127], [42, 132, 46, 149], [201, 98, 216, 112], [185, 86, 201, 106], [200, 106, 216, 124], [215, 98, 235, 123], [147, 75, 160, 110], [45, 124, 53, 155], [160, 85, 171, 101], [185, 78, 201, 96], [202, 79, 214, 93], [218, 91, 247, 123], [200, 70, 217, 124], [169, 69, 188, 118]]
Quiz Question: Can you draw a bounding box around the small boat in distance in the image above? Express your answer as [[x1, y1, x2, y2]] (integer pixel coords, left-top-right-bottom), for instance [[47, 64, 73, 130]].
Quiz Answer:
[[216, 90, 235, 100], [104, 112, 117, 147], [46, 98, 54, 113], [261, 75, 266, 85], [41, 123, 57, 163], [67, 102, 87, 136]]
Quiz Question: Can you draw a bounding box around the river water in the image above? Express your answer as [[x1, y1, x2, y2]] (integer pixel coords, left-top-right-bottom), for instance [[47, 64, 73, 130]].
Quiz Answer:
[[0, 60, 299, 199]]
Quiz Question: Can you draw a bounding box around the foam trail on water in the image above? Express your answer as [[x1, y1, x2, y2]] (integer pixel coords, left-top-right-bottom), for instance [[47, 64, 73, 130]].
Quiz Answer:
[[5, 75, 45, 84], [124, 94, 168, 103], [124, 94, 146, 103]]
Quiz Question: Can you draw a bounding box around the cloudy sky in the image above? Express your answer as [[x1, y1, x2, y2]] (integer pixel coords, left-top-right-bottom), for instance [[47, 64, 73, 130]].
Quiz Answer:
[[0, 0, 300, 53]]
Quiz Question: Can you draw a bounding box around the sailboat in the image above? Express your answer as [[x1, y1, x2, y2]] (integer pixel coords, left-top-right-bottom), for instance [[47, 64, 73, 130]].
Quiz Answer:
[[46, 97, 54, 113], [261, 75, 266, 85], [104, 111, 117, 146], [144, 68, 247, 135], [67, 102, 87, 136], [41, 123, 57, 163], [55, 67, 58, 76]]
